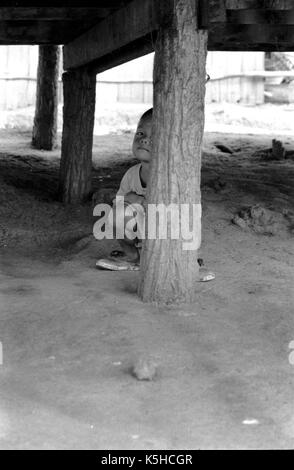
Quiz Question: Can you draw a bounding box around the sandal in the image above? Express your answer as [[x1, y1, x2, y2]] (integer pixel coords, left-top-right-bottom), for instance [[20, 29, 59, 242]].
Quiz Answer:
[[198, 267, 215, 282], [96, 258, 140, 271], [96, 256, 214, 279]]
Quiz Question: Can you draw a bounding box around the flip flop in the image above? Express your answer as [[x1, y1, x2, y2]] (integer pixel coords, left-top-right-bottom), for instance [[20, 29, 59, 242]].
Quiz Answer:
[[96, 258, 140, 271], [198, 267, 215, 282], [96, 257, 214, 279]]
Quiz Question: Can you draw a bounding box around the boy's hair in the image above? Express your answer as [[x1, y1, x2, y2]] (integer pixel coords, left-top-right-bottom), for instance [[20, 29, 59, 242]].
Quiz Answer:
[[140, 108, 153, 122]]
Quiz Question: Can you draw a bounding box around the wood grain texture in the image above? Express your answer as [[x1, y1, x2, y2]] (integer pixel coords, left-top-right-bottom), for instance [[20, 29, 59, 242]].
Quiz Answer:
[[0, 19, 108, 44], [59, 68, 96, 204], [0, 8, 113, 20], [225, 9, 294, 24], [0, 1, 128, 7], [32, 46, 60, 150], [89, 34, 156, 75], [225, 0, 294, 9], [209, 23, 294, 50], [138, 0, 207, 304], [1, 1, 293, 49], [64, 0, 173, 70]]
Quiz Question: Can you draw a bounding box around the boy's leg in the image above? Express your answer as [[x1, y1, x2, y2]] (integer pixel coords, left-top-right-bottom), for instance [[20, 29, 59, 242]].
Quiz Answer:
[[114, 201, 144, 262], [116, 238, 140, 263], [96, 201, 142, 270]]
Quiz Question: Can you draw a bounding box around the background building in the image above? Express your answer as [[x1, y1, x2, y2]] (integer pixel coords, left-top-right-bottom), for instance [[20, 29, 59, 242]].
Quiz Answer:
[[0, 46, 266, 111]]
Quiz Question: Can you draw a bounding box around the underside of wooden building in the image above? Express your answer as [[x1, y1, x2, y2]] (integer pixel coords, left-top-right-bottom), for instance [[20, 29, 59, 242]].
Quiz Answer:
[[1, 0, 294, 304], [1, 1, 294, 52]]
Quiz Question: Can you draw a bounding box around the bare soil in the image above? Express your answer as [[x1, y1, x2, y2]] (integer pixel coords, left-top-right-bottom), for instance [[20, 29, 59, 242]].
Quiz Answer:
[[0, 129, 294, 449]]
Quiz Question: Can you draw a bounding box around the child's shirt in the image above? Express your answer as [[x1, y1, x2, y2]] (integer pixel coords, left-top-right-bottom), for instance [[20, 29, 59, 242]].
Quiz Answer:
[[116, 163, 146, 197]]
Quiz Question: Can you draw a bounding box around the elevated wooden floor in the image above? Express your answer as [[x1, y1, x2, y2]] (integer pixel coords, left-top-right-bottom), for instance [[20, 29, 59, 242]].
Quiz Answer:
[[0, 1, 293, 65]]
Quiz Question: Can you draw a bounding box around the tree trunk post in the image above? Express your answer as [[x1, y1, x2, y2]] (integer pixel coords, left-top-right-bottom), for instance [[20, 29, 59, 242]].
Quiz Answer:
[[59, 67, 96, 204], [138, 0, 208, 303], [32, 45, 60, 150]]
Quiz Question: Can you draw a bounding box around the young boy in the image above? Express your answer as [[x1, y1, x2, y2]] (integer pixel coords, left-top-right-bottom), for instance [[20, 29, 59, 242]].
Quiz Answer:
[[96, 108, 215, 281], [96, 108, 152, 271]]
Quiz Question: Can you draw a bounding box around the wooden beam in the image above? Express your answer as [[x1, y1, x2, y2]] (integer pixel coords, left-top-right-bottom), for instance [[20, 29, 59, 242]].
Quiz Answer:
[[63, 0, 173, 70], [90, 34, 156, 75], [65, 32, 294, 72], [0, 7, 113, 21], [225, 9, 294, 24], [0, 1, 128, 7], [0, 19, 105, 44], [64, 0, 294, 71], [0, 21, 64, 44], [209, 23, 294, 50], [209, 44, 294, 52], [225, 0, 294, 9]]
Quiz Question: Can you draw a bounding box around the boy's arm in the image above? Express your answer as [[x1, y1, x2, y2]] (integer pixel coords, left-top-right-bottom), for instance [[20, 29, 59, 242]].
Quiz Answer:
[[124, 192, 145, 205], [116, 170, 132, 198]]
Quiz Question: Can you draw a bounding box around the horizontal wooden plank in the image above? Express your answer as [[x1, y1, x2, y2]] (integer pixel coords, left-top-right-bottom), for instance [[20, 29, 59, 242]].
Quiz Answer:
[[226, 9, 294, 23], [225, 0, 294, 9], [88, 36, 294, 66], [90, 35, 156, 75], [1, 0, 294, 52], [209, 23, 294, 50], [64, 0, 173, 69], [0, 1, 128, 7], [0, 19, 106, 44], [1, 0, 291, 11], [64, 0, 294, 70], [0, 7, 113, 21], [209, 43, 294, 51]]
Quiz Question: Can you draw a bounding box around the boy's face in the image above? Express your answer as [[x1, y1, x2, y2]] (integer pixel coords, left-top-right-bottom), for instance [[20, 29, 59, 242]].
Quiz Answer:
[[132, 116, 152, 163]]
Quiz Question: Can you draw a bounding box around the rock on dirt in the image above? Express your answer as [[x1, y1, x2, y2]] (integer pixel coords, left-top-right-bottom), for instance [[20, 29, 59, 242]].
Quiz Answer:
[[215, 143, 234, 154], [132, 357, 158, 381], [272, 139, 286, 160], [232, 204, 290, 235]]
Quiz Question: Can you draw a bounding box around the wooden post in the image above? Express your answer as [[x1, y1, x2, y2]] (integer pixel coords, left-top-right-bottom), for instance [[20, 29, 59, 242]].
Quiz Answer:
[[32, 45, 60, 150], [59, 67, 96, 204], [138, 0, 208, 303]]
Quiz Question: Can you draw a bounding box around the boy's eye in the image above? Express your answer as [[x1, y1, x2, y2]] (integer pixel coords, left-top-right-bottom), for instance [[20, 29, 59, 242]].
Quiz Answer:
[[136, 132, 144, 136]]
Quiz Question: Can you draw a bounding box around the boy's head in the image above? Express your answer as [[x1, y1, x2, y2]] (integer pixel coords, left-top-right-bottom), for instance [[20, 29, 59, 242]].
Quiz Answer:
[[132, 108, 153, 163]]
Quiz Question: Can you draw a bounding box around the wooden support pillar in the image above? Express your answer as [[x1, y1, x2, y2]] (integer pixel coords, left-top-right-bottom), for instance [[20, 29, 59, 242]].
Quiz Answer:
[[32, 45, 60, 150], [138, 0, 208, 303], [59, 67, 96, 204]]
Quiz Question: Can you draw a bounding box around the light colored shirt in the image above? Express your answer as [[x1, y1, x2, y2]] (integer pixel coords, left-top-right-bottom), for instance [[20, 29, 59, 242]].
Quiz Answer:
[[116, 163, 146, 197]]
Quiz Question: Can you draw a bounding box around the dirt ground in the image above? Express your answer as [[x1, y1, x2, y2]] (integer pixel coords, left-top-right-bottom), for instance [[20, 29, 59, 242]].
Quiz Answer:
[[0, 128, 294, 450]]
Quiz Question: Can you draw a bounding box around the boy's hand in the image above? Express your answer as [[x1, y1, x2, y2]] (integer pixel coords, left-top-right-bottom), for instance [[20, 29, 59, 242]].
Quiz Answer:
[[124, 192, 145, 205]]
